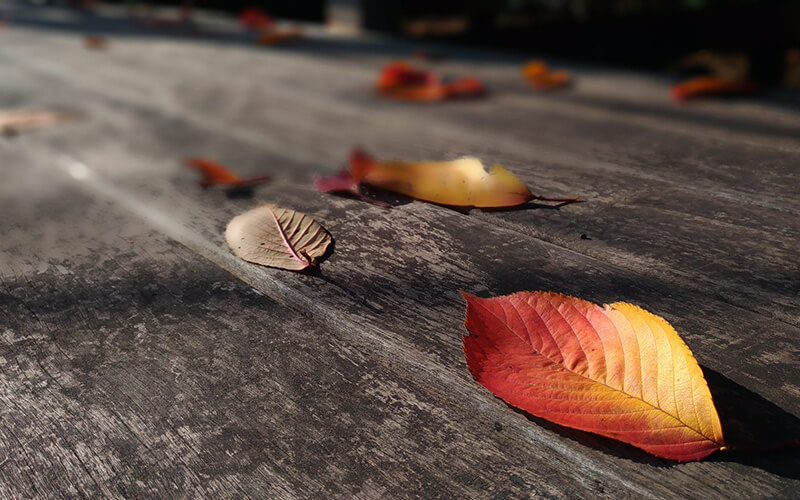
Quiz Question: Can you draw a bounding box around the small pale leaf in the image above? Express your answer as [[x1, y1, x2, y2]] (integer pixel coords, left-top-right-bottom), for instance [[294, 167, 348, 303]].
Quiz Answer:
[[225, 204, 332, 271], [0, 110, 73, 131]]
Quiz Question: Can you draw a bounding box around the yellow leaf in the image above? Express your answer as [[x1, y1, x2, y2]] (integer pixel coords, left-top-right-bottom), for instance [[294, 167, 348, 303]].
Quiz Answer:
[[352, 150, 533, 208]]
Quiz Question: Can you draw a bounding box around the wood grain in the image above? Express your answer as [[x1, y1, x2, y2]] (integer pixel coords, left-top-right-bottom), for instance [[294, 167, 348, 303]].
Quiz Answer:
[[0, 5, 798, 498]]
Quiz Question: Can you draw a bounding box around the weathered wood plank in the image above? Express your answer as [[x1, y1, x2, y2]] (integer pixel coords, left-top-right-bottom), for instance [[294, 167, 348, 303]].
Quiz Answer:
[[0, 8, 798, 498], [0, 153, 624, 498], [0, 33, 795, 329], [4, 129, 799, 496]]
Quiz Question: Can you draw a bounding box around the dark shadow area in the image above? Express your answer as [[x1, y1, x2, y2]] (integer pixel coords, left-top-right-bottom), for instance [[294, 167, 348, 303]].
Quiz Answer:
[[362, 0, 799, 83], [4, 1, 799, 120], [558, 91, 800, 136], [480, 200, 582, 213], [705, 369, 800, 479], [353, 184, 413, 208], [500, 366, 800, 477]]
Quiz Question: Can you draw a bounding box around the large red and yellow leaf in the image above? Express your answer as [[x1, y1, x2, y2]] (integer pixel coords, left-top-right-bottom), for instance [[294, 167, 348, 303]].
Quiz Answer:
[[462, 291, 726, 461]]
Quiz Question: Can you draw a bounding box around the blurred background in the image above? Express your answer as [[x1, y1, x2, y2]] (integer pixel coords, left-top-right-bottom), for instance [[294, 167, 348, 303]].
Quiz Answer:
[[45, 0, 798, 86]]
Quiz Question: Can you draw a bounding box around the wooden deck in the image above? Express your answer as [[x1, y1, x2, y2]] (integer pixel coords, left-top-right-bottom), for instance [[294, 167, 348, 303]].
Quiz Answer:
[[1, 3, 798, 498]]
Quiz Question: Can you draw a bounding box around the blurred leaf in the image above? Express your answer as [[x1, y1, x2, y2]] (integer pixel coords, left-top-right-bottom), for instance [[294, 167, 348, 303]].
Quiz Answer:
[[671, 77, 758, 101], [522, 60, 571, 90], [240, 8, 274, 31], [376, 62, 485, 101], [185, 158, 270, 190]]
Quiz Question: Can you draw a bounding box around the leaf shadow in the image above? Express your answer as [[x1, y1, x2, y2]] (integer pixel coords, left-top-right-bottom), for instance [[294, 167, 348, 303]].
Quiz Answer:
[[703, 368, 800, 480], [297, 236, 382, 314], [301, 266, 384, 316], [479, 200, 583, 213], [503, 365, 799, 476], [224, 186, 257, 199], [358, 185, 414, 208]]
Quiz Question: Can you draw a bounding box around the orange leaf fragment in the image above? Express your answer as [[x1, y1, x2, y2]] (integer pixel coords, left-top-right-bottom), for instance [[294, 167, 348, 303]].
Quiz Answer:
[[185, 158, 270, 190], [84, 35, 108, 50], [462, 291, 726, 461], [376, 62, 485, 101], [671, 76, 758, 101], [257, 28, 303, 45], [522, 60, 571, 90]]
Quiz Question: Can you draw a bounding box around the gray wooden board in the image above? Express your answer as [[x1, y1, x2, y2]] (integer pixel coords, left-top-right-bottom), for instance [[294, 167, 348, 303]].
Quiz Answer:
[[0, 5, 799, 498], [0, 27, 797, 329]]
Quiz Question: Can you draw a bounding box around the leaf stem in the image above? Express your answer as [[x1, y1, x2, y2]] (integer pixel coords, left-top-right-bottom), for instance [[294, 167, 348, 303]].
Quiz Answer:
[[533, 195, 580, 203], [724, 438, 800, 454], [268, 207, 309, 267]]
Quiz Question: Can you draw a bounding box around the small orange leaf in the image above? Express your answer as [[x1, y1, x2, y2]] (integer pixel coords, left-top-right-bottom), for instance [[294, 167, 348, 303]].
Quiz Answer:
[[462, 291, 726, 461], [671, 76, 758, 101], [185, 158, 270, 190], [522, 60, 571, 90], [376, 62, 484, 101]]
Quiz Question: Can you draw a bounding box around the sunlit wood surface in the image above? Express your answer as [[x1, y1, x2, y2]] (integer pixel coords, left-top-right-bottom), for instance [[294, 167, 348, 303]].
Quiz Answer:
[[1, 2, 798, 497]]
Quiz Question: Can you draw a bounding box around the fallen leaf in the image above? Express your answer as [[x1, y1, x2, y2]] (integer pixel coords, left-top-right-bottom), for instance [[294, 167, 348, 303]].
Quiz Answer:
[[225, 204, 332, 271], [671, 77, 758, 101], [330, 148, 575, 208], [313, 169, 391, 208], [256, 28, 303, 46], [240, 8, 274, 31], [522, 60, 571, 90], [376, 62, 485, 101], [185, 158, 270, 190], [462, 291, 726, 461], [0, 110, 73, 132], [84, 35, 108, 50]]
